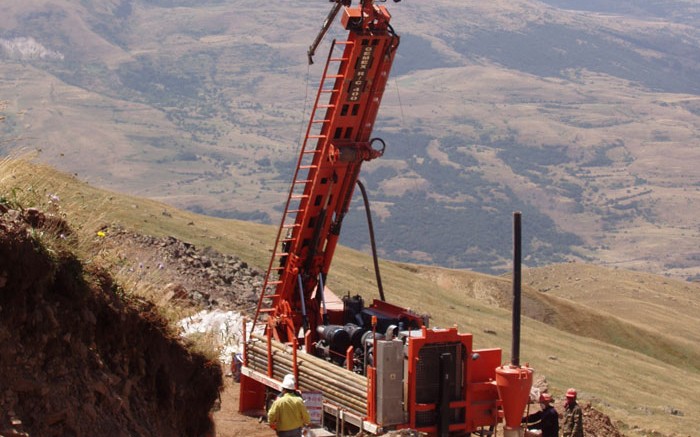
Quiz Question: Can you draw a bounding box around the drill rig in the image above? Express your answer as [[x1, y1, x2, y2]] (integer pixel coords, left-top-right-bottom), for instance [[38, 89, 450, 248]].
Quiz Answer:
[[239, 1, 533, 435]]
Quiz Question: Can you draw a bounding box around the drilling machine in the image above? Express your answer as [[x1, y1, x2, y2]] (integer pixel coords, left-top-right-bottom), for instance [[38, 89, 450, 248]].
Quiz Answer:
[[239, 2, 533, 435]]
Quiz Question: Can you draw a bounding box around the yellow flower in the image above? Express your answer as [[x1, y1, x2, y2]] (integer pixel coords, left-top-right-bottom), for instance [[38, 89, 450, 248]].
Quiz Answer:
[[97, 231, 106, 238]]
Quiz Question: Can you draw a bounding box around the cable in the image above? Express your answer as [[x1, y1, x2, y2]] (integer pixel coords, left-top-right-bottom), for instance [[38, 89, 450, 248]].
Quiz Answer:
[[394, 78, 405, 127], [356, 179, 385, 302], [297, 63, 313, 150]]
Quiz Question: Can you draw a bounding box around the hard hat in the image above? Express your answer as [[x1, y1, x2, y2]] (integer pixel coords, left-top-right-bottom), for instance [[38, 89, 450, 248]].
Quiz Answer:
[[539, 393, 553, 403], [281, 374, 296, 390], [566, 388, 577, 398]]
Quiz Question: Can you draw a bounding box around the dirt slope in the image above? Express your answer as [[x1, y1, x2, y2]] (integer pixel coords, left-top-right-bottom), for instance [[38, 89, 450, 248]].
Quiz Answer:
[[0, 207, 222, 437]]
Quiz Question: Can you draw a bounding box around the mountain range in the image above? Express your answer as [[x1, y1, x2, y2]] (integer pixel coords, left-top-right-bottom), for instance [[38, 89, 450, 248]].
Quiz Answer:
[[1, 0, 699, 278]]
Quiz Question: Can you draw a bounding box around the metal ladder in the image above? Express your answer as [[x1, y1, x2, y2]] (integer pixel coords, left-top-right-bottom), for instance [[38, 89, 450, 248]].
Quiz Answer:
[[251, 39, 353, 331]]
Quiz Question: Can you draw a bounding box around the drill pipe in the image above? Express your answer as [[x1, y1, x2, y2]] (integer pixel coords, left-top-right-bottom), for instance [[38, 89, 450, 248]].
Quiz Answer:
[[250, 333, 367, 385], [249, 357, 367, 401], [253, 364, 367, 402], [248, 335, 362, 381], [248, 345, 367, 394], [246, 355, 367, 413], [248, 355, 367, 401], [248, 355, 367, 399]]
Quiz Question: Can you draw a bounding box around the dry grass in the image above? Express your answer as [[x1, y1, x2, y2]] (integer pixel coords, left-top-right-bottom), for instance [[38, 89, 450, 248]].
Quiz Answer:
[[524, 263, 700, 345], [2, 157, 699, 435]]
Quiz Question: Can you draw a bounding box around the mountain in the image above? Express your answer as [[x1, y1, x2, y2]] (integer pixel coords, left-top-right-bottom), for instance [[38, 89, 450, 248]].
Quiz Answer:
[[1, 0, 700, 278]]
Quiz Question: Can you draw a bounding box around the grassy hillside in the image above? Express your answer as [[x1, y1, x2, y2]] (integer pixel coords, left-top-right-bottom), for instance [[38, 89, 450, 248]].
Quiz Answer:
[[2, 158, 699, 436], [2, 0, 700, 279], [415, 265, 700, 373], [525, 263, 700, 348]]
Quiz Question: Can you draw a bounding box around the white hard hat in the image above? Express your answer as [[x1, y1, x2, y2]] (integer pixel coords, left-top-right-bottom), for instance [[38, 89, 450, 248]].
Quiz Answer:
[[281, 374, 296, 390]]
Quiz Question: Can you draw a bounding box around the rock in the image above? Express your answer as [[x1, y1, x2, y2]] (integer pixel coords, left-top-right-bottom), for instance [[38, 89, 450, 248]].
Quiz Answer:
[[664, 406, 683, 416], [103, 226, 265, 312]]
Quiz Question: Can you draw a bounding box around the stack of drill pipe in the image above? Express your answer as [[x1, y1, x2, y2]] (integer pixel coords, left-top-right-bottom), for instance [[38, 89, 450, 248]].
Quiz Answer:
[[247, 343, 367, 414], [248, 333, 367, 388], [246, 347, 367, 402], [247, 344, 367, 394], [247, 354, 366, 414], [247, 333, 368, 415]]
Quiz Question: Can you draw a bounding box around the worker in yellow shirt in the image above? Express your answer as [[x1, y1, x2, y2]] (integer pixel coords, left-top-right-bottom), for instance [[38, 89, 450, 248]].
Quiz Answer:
[[268, 374, 311, 437]]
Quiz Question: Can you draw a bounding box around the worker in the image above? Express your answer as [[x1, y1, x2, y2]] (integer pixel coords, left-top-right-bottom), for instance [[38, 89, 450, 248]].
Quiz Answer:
[[267, 374, 311, 437], [523, 392, 559, 437], [562, 388, 584, 437]]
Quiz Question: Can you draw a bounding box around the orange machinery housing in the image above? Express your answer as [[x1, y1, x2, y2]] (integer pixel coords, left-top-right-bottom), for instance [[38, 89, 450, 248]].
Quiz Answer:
[[239, 1, 532, 435]]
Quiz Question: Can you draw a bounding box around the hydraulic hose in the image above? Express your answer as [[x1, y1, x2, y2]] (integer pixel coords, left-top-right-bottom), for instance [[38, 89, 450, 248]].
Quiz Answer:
[[297, 274, 309, 332], [356, 179, 385, 302]]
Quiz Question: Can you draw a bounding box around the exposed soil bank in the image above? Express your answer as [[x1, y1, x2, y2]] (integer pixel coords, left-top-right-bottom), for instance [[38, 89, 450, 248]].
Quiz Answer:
[[0, 208, 222, 437]]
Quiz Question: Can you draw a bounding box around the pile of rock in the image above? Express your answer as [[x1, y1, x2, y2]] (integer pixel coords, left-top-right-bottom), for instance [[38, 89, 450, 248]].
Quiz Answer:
[[107, 226, 264, 312]]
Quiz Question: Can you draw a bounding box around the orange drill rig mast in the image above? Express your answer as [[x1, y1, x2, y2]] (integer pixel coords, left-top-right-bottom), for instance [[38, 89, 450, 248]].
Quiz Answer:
[[251, 0, 400, 345], [240, 2, 534, 436]]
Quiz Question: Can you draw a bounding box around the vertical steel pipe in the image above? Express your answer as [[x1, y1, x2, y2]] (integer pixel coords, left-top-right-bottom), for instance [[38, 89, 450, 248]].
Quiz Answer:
[[512, 211, 522, 367]]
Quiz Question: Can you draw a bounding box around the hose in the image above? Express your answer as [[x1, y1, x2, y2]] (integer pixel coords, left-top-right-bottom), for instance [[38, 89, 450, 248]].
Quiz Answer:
[[356, 179, 385, 301]]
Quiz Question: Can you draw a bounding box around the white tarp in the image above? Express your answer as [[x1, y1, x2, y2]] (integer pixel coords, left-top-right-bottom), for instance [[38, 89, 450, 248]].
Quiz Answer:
[[178, 309, 263, 365]]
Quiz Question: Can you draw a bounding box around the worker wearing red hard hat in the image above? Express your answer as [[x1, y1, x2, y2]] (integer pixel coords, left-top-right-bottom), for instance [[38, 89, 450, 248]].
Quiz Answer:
[[562, 388, 584, 437], [523, 392, 559, 437]]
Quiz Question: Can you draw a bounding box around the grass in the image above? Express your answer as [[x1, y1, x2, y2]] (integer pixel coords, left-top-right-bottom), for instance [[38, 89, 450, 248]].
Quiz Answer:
[[2, 157, 699, 436]]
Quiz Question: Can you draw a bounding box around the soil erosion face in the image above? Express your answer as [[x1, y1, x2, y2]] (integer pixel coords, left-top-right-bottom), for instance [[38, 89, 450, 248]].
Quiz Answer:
[[0, 208, 222, 437]]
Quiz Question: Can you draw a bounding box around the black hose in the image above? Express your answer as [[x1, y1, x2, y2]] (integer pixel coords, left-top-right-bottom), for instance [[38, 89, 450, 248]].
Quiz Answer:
[[356, 180, 385, 301], [387, 23, 400, 54]]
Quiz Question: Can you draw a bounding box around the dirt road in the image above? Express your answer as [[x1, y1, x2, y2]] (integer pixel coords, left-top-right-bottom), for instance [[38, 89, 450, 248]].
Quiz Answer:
[[214, 378, 276, 437]]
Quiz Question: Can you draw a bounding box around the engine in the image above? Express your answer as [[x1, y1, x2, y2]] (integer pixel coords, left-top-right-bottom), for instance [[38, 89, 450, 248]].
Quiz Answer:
[[313, 294, 424, 373]]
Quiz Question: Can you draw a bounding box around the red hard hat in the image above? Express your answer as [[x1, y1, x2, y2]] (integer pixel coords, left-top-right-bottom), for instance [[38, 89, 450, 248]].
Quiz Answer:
[[566, 388, 577, 398], [539, 393, 553, 403]]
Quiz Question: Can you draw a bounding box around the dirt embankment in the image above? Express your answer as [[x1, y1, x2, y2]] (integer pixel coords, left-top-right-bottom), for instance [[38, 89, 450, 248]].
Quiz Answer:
[[0, 207, 222, 437]]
